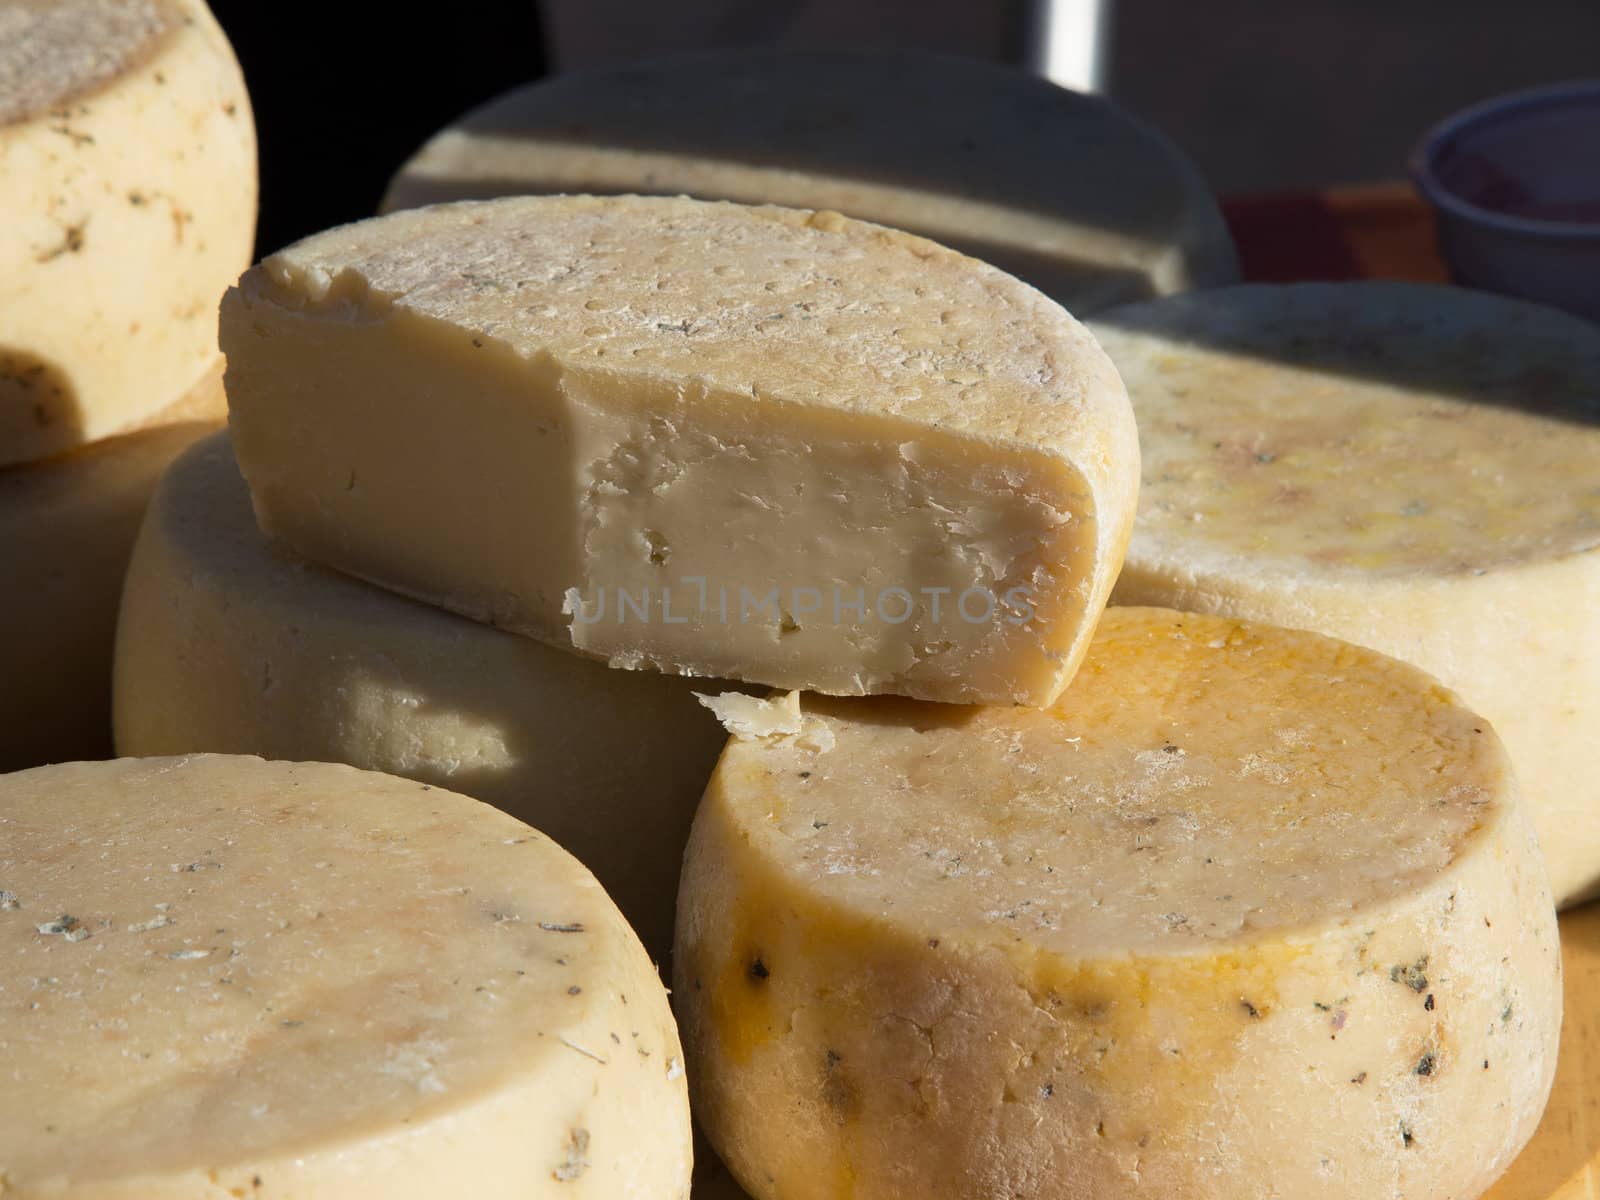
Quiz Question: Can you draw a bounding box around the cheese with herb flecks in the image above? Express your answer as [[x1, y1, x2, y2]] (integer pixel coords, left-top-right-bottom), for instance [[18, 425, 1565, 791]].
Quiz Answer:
[[0, 359, 224, 772], [113, 433, 729, 963], [380, 51, 1238, 315], [0, 0, 255, 465], [221, 194, 1140, 707], [1092, 282, 1600, 908], [675, 607, 1560, 1200], [0, 755, 692, 1199]]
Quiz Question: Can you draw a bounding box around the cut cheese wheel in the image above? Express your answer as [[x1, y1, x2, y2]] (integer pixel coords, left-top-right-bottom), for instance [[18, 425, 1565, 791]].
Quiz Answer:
[[675, 607, 1560, 1200], [0, 0, 256, 465], [221, 194, 1140, 707], [113, 432, 728, 964], [0, 359, 224, 772], [0, 755, 692, 1198], [380, 51, 1238, 315], [1091, 282, 1600, 908]]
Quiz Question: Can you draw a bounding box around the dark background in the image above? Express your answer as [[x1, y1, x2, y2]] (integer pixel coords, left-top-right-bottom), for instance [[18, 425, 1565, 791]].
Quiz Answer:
[[210, 0, 1600, 259]]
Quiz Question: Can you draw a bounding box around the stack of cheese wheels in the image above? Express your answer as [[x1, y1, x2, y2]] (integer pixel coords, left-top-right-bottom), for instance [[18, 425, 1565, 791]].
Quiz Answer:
[[380, 51, 1239, 315], [113, 433, 729, 964], [0, 755, 692, 1198], [0, 0, 255, 769], [676, 608, 1561, 1200], [1092, 283, 1600, 908]]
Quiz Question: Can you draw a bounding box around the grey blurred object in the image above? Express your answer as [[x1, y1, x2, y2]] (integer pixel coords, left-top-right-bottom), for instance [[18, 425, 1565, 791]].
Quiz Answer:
[[383, 50, 1237, 315], [540, 0, 1109, 91], [1413, 80, 1600, 322]]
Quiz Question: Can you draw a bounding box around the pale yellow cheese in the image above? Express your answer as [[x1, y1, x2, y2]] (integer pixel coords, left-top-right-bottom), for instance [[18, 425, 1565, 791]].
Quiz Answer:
[[0, 754, 692, 1198], [0, 0, 255, 465], [380, 51, 1239, 315], [676, 607, 1560, 1200], [112, 433, 729, 963], [1092, 282, 1600, 908], [221, 194, 1140, 707], [0, 359, 224, 771]]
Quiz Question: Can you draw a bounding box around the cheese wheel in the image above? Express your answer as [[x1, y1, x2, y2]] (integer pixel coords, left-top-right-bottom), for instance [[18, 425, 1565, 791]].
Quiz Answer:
[[113, 432, 728, 964], [1480, 902, 1600, 1200], [0, 360, 224, 772], [380, 51, 1238, 315], [1091, 283, 1600, 908], [676, 608, 1560, 1200], [221, 194, 1139, 707], [0, 0, 256, 465], [0, 754, 692, 1198]]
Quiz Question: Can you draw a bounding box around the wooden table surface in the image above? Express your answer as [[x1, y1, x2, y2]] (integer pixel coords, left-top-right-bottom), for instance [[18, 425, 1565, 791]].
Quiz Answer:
[[692, 185, 1591, 1200]]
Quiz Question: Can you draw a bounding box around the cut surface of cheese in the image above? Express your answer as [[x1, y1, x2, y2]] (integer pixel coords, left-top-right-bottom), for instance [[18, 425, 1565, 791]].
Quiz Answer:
[[0, 755, 692, 1198], [675, 607, 1560, 1200], [0, 0, 255, 465], [380, 50, 1238, 315], [221, 194, 1139, 707], [1092, 282, 1600, 907], [0, 359, 224, 772], [113, 433, 729, 964]]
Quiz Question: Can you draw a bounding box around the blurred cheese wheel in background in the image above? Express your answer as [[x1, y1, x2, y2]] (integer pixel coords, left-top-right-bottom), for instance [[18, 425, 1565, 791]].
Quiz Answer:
[[676, 607, 1560, 1200], [0, 0, 255, 465], [113, 432, 730, 964], [1093, 282, 1600, 908], [0, 360, 224, 771], [381, 50, 1238, 315], [0, 754, 692, 1199]]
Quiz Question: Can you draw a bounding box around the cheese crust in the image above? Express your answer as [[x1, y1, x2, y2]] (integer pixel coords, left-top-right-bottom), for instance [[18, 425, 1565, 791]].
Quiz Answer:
[[676, 608, 1560, 1200], [1094, 282, 1600, 906]]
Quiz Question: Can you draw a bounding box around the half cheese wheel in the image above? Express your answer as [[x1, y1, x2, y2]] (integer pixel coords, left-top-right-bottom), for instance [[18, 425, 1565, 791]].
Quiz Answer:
[[380, 51, 1239, 315], [0, 755, 692, 1198], [113, 432, 728, 964], [0, 360, 225, 771], [0, 0, 256, 465], [1092, 282, 1600, 907], [221, 194, 1140, 707], [676, 607, 1560, 1200]]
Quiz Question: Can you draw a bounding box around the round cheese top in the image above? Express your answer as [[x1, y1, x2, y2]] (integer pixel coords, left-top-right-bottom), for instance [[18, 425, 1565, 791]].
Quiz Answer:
[[710, 607, 1512, 958], [245, 193, 1127, 458], [1091, 283, 1600, 579], [0, 0, 175, 126], [0, 755, 689, 1196], [381, 51, 1238, 313]]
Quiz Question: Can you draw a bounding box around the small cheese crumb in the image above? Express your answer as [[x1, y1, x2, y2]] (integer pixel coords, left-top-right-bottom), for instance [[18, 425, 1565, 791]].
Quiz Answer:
[[695, 690, 803, 738]]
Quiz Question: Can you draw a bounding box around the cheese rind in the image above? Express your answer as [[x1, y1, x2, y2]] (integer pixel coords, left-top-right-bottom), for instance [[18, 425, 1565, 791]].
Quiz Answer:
[[675, 608, 1560, 1200], [0, 0, 255, 465], [1092, 282, 1600, 907], [0, 755, 692, 1198], [0, 359, 225, 771], [380, 50, 1238, 314], [221, 194, 1140, 706], [112, 433, 729, 963]]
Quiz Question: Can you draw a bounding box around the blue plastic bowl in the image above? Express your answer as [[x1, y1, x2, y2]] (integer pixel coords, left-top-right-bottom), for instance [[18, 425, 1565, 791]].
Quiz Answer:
[[1412, 80, 1600, 321]]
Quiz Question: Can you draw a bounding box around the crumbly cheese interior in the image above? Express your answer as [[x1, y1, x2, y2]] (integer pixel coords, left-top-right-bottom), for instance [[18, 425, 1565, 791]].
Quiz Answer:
[[380, 52, 1240, 312], [223, 195, 1137, 706], [1098, 286, 1600, 577], [0, 756, 691, 1198], [677, 608, 1560, 1200]]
